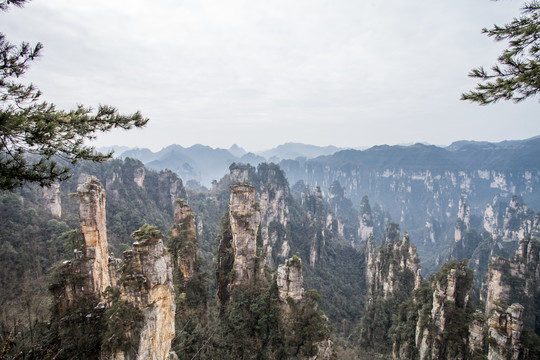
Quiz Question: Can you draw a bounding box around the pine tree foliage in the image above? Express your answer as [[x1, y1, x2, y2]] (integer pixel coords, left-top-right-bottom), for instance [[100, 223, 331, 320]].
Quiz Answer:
[[462, 1, 540, 104], [0, 1, 148, 190]]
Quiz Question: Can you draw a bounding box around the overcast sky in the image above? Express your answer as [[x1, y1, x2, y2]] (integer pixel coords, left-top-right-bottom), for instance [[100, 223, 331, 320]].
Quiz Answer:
[[2, 0, 538, 152]]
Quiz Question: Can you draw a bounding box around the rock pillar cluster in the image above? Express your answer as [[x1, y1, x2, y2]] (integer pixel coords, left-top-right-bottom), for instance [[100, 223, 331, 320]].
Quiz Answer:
[[52, 177, 175, 360], [366, 230, 420, 300]]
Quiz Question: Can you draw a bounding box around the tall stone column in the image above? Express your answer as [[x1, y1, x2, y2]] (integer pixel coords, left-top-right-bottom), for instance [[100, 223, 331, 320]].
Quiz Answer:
[[78, 176, 111, 298], [229, 184, 261, 286]]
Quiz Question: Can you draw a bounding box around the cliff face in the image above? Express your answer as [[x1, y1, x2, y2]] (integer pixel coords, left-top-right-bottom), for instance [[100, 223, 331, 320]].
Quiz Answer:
[[391, 238, 540, 360], [454, 194, 470, 244], [360, 227, 420, 353], [280, 142, 540, 273], [229, 184, 261, 286], [390, 260, 474, 360]]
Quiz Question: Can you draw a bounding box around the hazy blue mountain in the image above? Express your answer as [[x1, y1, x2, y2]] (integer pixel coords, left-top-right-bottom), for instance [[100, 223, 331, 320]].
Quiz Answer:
[[116, 142, 345, 186], [228, 144, 247, 157], [119, 147, 159, 163], [257, 142, 343, 161]]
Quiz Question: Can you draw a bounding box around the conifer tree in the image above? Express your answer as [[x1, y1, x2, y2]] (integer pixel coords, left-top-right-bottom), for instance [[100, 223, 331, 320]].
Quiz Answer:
[[0, 0, 148, 190], [462, 1, 540, 104]]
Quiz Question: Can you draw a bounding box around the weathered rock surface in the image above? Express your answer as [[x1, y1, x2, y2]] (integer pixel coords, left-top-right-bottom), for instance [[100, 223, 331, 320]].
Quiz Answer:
[[53, 177, 175, 360], [229, 184, 261, 285], [454, 194, 470, 243], [277, 256, 304, 303], [41, 182, 62, 217], [366, 228, 420, 300], [358, 196, 374, 245], [117, 235, 175, 360], [487, 303, 524, 360], [258, 169, 290, 267], [78, 176, 111, 298], [483, 237, 540, 330], [170, 199, 197, 280]]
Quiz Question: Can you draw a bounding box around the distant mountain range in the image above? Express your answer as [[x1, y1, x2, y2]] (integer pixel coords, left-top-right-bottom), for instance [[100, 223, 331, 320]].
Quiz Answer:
[[99, 142, 348, 186], [98, 137, 540, 190]]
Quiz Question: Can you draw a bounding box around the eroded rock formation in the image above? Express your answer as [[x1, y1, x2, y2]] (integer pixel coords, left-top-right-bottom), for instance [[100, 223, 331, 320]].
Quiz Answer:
[[170, 199, 198, 281], [78, 176, 111, 298], [277, 255, 304, 304], [51, 176, 175, 360], [229, 184, 261, 286], [41, 182, 62, 217], [487, 303, 524, 360], [366, 228, 420, 300], [115, 231, 175, 360]]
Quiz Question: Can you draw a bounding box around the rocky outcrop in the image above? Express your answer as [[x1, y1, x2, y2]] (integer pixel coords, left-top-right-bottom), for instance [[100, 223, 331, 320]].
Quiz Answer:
[[482, 195, 539, 244], [257, 165, 290, 267], [468, 311, 485, 355], [419, 264, 472, 360], [366, 227, 420, 300], [277, 255, 335, 360], [483, 238, 540, 330], [300, 186, 330, 268], [133, 166, 145, 188], [487, 303, 524, 360], [78, 176, 111, 298], [41, 182, 62, 217], [484, 256, 513, 316], [115, 231, 175, 360], [454, 194, 470, 243], [170, 199, 198, 280], [389, 260, 474, 360], [229, 184, 261, 286], [277, 256, 304, 304], [358, 196, 374, 245]]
